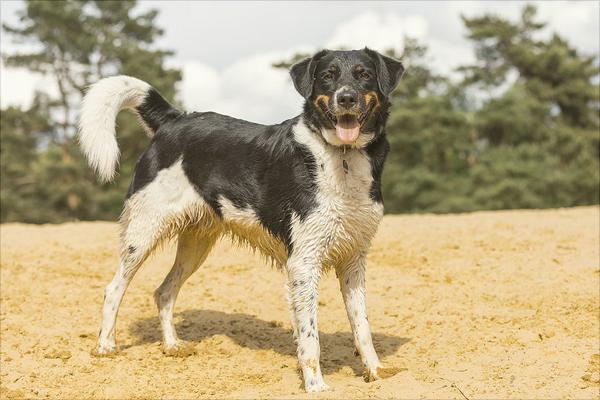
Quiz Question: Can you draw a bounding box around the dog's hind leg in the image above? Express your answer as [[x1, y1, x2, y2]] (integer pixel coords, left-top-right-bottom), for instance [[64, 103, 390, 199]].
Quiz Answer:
[[93, 189, 178, 356], [94, 255, 146, 356], [93, 158, 205, 357], [93, 214, 160, 356], [154, 228, 218, 356]]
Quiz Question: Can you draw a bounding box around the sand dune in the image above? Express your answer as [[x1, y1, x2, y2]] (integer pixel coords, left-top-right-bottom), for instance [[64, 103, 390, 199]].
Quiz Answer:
[[1, 207, 598, 399]]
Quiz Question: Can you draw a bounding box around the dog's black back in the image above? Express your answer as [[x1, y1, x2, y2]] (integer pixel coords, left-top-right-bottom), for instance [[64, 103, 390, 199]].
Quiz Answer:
[[129, 100, 390, 251]]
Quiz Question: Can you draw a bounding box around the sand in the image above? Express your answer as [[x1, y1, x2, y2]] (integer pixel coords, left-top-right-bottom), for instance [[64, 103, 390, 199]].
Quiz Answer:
[[0, 207, 598, 399]]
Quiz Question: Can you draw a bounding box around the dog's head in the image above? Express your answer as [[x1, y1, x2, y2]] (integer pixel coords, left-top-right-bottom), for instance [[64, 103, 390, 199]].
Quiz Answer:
[[290, 48, 404, 147]]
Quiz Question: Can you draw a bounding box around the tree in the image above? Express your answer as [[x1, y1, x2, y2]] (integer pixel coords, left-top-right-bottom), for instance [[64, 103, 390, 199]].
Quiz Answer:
[[461, 4, 599, 209], [272, 5, 599, 214], [461, 5, 599, 129], [0, 96, 51, 222], [1, 0, 181, 222], [380, 39, 475, 213], [2, 3, 597, 222]]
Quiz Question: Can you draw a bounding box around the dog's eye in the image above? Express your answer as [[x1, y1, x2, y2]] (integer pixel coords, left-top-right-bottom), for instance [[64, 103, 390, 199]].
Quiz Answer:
[[360, 72, 370, 80], [322, 72, 333, 81]]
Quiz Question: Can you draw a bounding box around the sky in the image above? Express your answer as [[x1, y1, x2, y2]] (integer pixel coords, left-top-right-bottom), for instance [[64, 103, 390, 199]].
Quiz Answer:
[[1, 1, 598, 124]]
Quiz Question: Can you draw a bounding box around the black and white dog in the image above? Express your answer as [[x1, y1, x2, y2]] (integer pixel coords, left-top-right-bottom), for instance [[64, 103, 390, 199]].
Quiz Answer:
[[78, 48, 403, 392]]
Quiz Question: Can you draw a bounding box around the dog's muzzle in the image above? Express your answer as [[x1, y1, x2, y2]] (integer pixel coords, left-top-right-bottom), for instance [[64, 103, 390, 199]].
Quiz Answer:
[[329, 88, 373, 144]]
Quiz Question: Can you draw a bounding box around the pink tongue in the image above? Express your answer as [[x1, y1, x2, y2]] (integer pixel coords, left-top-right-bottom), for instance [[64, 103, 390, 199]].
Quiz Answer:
[[335, 124, 360, 144]]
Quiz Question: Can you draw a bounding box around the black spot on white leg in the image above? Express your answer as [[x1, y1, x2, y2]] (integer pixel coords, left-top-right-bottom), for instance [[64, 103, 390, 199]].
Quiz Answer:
[[310, 317, 314, 326], [128, 245, 136, 255], [310, 379, 316, 386], [301, 326, 306, 334]]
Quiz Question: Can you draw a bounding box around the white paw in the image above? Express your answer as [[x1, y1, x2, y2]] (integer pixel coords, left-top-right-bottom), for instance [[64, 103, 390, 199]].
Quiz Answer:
[[91, 342, 117, 357], [305, 380, 331, 392]]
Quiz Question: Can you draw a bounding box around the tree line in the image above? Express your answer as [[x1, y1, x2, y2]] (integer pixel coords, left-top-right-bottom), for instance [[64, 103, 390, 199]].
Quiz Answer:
[[1, 1, 598, 222]]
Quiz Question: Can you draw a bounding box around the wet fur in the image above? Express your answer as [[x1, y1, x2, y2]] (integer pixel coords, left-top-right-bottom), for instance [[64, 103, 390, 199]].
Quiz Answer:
[[78, 48, 404, 392]]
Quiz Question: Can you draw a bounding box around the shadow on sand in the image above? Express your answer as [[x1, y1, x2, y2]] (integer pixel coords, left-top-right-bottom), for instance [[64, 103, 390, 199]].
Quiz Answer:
[[130, 309, 410, 376]]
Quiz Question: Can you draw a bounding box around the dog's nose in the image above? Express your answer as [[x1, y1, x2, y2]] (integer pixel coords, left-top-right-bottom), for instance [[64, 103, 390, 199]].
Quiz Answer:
[[337, 91, 357, 109]]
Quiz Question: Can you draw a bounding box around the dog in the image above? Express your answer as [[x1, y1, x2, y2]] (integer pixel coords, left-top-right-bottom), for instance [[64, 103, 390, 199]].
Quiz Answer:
[[78, 48, 404, 392]]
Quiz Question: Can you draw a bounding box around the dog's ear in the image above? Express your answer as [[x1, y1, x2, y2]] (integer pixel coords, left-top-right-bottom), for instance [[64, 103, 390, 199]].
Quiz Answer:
[[290, 50, 328, 99], [364, 48, 405, 96]]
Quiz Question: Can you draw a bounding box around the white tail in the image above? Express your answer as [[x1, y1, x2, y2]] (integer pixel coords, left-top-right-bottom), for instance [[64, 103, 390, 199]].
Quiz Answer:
[[78, 75, 152, 182]]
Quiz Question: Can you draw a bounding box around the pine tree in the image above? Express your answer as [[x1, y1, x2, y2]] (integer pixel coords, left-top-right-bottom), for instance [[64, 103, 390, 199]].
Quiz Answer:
[[461, 4, 599, 209], [272, 6, 599, 213], [0, 96, 51, 222], [1, 0, 181, 222]]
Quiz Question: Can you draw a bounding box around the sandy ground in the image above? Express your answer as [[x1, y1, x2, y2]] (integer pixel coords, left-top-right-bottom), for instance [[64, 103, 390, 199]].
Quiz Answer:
[[0, 207, 598, 399]]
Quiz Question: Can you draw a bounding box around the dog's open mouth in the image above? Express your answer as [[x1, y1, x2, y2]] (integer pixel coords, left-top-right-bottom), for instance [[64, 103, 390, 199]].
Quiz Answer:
[[318, 98, 375, 144]]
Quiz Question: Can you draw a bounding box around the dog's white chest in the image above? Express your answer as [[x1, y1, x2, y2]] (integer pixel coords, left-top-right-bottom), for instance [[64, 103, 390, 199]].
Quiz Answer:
[[291, 123, 383, 266]]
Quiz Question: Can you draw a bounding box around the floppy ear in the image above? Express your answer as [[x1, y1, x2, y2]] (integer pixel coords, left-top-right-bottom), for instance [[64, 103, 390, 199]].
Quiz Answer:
[[289, 50, 328, 99], [364, 48, 405, 96]]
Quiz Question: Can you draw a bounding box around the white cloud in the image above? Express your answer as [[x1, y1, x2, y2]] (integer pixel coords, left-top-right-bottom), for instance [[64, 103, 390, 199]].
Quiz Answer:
[[535, 1, 599, 55], [178, 61, 221, 111], [179, 50, 306, 124], [179, 13, 432, 124], [451, 1, 599, 55], [325, 12, 428, 53], [1, 2, 597, 125], [0, 62, 56, 109]]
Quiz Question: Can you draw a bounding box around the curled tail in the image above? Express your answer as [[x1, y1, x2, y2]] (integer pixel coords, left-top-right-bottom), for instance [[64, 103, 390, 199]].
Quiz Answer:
[[78, 75, 180, 182]]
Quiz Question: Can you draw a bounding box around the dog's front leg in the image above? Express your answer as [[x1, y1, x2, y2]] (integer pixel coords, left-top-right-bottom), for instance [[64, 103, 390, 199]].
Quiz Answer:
[[286, 255, 329, 392], [338, 255, 398, 382]]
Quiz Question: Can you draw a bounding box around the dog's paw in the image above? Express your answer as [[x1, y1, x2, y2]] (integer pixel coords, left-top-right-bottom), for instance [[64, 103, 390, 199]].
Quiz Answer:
[[364, 366, 402, 382], [162, 340, 197, 357], [91, 343, 117, 358], [305, 379, 331, 392]]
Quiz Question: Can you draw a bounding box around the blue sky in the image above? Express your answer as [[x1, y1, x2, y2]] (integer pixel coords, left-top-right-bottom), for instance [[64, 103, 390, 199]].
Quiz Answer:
[[1, 1, 598, 124]]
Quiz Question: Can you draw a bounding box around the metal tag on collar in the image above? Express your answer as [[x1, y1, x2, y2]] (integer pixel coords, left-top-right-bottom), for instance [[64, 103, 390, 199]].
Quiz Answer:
[[342, 145, 349, 174]]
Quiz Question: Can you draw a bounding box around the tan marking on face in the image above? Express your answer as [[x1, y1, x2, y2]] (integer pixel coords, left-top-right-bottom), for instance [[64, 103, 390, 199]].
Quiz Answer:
[[313, 95, 331, 118], [314, 94, 330, 109], [364, 91, 380, 109]]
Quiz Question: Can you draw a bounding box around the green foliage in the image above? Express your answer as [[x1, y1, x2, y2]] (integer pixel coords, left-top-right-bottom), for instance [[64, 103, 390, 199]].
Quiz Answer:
[[274, 5, 599, 214], [1, 100, 49, 222], [1, 3, 598, 222], [1, 0, 181, 223]]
